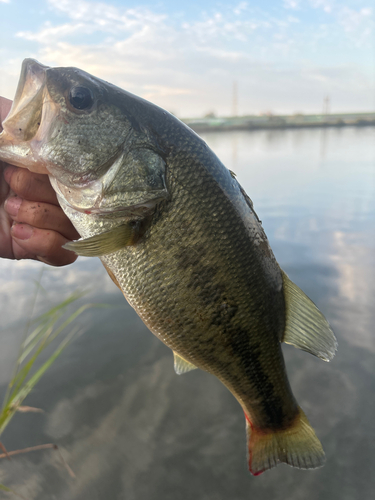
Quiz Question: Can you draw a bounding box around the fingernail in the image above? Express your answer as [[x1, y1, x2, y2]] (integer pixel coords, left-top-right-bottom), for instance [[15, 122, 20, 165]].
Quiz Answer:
[[5, 196, 22, 217], [3, 165, 16, 184], [11, 223, 34, 240]]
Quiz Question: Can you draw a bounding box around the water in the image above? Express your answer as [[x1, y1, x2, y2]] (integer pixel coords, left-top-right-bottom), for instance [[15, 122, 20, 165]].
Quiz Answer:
[[0, 126, 374, 499]]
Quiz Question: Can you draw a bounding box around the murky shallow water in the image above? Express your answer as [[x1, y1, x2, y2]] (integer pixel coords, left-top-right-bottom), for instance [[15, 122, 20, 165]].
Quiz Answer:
[[0, 126, 374, 499]]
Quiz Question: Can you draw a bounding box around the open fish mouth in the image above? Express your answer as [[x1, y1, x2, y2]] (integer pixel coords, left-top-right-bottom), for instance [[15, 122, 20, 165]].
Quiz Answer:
[[0, 58, 169, 216], [0, 59, 139, 212], [3, 59, 48, 141], [0, 59, 52, 173]]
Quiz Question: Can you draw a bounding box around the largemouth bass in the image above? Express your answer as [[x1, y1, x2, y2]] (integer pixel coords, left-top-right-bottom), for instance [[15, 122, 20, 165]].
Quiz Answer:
[[0, 59, 337, 475]]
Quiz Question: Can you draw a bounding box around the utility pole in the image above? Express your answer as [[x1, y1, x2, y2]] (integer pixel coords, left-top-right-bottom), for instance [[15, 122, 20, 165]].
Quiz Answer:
[[323, 95, 330, 115], [232, 81, 238, 117]]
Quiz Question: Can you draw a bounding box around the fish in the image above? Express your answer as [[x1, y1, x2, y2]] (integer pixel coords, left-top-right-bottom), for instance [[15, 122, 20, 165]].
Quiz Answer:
[[0, 59, 337, 475]]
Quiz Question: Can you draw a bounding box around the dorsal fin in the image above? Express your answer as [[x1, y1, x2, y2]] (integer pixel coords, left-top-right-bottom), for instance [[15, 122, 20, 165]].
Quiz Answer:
[[173, 352, 198, 375], [281, 271, 337, 362]]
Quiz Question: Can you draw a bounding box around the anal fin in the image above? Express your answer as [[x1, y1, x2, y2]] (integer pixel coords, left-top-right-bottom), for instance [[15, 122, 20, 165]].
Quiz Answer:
[[281, 270, 337, 362], [173, 352, 198, 375]]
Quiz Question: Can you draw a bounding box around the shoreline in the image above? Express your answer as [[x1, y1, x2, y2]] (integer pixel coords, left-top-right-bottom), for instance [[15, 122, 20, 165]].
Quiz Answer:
[[183, 112, 375, 133]]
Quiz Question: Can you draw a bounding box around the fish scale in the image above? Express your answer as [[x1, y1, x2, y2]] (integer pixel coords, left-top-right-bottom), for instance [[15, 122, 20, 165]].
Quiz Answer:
[[0, 59, 337, 475], [97, 146, 292, 427]]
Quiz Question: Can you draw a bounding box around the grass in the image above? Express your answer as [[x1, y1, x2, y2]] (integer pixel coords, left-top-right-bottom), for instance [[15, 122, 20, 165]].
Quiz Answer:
[[0, 270, 106, 497]]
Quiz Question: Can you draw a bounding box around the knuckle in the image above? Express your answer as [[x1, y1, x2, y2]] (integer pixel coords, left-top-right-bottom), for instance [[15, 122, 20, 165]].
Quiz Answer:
[[11, 169, 33, 199], [43, 230, 62, 255], [10, 169, 47, 201], [41, 235, 77, 266], [32, 205, 48, 226], [20, 202, 54, 229]]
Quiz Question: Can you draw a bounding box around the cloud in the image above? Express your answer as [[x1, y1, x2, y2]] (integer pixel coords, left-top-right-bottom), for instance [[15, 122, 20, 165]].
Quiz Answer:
[[3, 0, 374, 116], [283, 0, 300, 9], [338, 6, 374, 45], [328, 230, 375, 353], [48, 0, 166, 28], [17, 22, 87, 42], [233, 2, 248, 15], [17, 1, 166, 42], [308, 0, 374, 45], [309, 0, 333, 13]]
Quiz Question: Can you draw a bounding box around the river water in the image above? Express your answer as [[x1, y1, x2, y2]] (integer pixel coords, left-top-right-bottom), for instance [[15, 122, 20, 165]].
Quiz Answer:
[[0, 126, 374, 499]]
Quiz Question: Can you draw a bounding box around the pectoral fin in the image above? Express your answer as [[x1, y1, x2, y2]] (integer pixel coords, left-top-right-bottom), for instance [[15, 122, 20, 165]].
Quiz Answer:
[[173, 352, 198, 375], [63, 222, 136, 257], [281, 270, 337, 362]]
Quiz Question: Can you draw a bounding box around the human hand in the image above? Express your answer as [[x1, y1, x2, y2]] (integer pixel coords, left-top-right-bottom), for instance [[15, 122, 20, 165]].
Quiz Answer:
[[0, 96, 79, 266]]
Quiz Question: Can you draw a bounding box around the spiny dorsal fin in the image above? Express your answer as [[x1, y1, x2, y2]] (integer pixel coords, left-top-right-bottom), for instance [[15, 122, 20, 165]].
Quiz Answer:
[[281, 271, 337, 362], [63, 223, 135, 257], [173, 352, 198, 375]]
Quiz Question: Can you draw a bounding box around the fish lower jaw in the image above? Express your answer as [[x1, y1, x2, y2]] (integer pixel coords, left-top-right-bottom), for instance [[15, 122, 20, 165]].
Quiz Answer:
[[0, 132, 48, 173]]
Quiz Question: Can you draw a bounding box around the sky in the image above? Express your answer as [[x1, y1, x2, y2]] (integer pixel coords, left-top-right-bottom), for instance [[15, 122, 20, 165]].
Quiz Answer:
[[0, 0, 374, 117]]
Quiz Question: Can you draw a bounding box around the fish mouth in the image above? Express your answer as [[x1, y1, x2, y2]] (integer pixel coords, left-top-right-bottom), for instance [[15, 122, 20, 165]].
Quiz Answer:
[[0, 59, 50, 173]]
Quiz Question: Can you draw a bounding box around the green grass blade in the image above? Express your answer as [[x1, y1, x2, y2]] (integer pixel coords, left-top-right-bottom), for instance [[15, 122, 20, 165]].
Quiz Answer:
[[0, 483, 27, 499], [3, 299, 92, 410], [0, 484, 13, 493], [1, 267, 45, 413], [18, 322, 55, 364], [12, 328, 78, 404], [30, 290, 87, 325], [22, 316, 57, 349], [0, 298, 108, 438], [0, 327, 80, 437]]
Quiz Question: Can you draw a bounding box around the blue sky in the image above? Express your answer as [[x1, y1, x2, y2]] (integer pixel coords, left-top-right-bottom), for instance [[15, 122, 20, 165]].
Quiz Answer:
[[0, 0, 374, 116]]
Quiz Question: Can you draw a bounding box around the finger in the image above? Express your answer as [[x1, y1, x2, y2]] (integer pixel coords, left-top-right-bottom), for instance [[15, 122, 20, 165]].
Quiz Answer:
[[10, 238, 37, 261], [4, 165, 59, 206], [11, 223, 78, 267], [5, 196, 80, 241]]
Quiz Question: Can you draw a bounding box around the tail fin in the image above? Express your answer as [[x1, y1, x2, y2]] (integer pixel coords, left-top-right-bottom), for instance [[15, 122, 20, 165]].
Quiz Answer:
[[246, 407, 325, 476]]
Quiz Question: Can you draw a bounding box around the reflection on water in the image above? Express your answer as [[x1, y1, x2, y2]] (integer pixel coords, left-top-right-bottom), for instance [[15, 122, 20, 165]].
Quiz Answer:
[[0, 127, 374, 499]]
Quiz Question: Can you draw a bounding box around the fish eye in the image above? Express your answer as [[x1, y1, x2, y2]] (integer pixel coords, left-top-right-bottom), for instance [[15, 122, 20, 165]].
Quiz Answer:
[[69, 86, 94, 110]]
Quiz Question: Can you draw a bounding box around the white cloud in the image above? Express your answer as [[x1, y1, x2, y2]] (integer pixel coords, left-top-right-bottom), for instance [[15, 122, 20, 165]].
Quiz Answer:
[[0, 0, 10, 4], [234, 2, 248, 15], [283, 0, 300, 9], [48, 0, 165, 28], [17, 22, 87, 42], [18, 1, 165, 42], [338, 6, 373, 36], [328, 230, 375, 353], [309, 0, 334, 14], [3, 0, 374, 116], [309, 0, 374, 38]]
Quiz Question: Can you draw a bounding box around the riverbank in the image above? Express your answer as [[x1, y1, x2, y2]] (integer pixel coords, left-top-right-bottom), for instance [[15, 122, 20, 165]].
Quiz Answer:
[[183, 112, 375, 132]]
